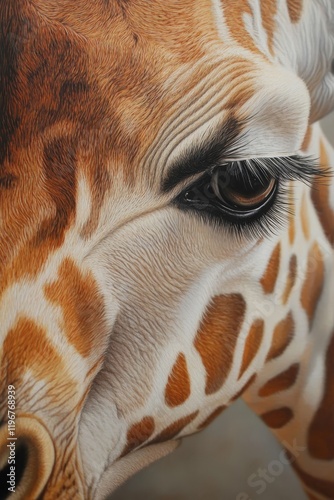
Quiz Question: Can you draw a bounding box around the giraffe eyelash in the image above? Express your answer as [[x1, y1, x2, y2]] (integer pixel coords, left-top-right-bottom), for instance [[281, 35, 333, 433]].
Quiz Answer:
[[174, 155, 325, 241], [221, 155, 324, 185]]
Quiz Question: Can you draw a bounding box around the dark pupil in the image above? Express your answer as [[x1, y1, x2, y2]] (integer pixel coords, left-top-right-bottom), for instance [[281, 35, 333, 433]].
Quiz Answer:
[[227, 169, 270, 199]]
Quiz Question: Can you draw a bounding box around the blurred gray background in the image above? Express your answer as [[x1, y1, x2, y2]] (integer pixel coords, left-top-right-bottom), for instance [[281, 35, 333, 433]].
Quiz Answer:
[[112, 114, 334, 500]]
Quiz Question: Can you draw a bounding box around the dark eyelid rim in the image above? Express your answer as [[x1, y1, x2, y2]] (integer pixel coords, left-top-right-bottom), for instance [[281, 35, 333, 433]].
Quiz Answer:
[[161, 116, 242, 193], [163, 153, 325, 194]]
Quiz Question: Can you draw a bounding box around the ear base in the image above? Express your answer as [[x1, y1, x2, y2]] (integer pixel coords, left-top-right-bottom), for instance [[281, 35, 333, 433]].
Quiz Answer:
[[281, 0, 334, 122]]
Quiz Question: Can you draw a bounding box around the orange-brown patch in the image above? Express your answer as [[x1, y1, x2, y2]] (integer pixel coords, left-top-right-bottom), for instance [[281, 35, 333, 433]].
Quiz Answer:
[[238, 320, 264, 379], [260, 0, 277, 55], [301, 243, 324, 327], [1, 318, 75, 401], [260, 243, 281, 294], [221, 0, 261, 53], [286, 0, 303, 23], [45, 258, 107, 358], [150, 412, 199, 445], [194, 294, 246, 395], [261, 407, 293, 428], [197, 406, 226, 430], [308, 329, 334, 460], [282, 254, 297, 304], [301, 126, 312, 152], [291, 459, 334, 498], [300, 192, 310, 240], [232, 373, 257, 401], [311, 140, 334, 247], [266, 312, 295, 361], [258, 363, 299, 397], [121, 417, 155, 457], [165, 353, 191, 408]]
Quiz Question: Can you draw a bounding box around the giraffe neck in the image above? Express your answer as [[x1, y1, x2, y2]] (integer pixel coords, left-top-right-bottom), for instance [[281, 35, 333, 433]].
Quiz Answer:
[[240, 123, 334, 499]]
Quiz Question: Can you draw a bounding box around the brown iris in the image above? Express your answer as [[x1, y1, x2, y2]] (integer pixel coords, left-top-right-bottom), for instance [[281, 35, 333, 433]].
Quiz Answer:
[[211, 165, 277, 211]]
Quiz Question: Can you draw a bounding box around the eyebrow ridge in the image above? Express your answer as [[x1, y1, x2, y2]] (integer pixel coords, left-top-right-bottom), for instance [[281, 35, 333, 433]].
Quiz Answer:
[[161, 116, 242, 193]]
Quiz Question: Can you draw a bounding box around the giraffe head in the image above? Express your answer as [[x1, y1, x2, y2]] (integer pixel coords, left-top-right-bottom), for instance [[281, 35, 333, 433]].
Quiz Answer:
[[1, 1, 333, 498]]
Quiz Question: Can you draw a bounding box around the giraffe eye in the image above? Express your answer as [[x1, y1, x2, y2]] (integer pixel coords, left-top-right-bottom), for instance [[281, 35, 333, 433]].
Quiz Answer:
[[178, 162, 278, 224], [174, 155, 321, 238], [209, 164, 277, 213]]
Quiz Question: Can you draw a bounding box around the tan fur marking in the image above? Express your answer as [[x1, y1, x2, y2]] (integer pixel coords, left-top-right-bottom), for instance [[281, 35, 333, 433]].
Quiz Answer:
[[300, 192, 310, 240], [194, 294, 246, 395], [286, 0, 303, 23], [301, 243, 324, 326], [221, 0, 260, 53], [165, 353, 191, 408], [308, 329, 334, 460], [261, 407, 293, 428], [260, 0, 277, 55], [238, 320, 264, 379], [45, 259, 107, 358], [311, 140, 334, 247], [1, 318, 72, 394], [232, 373, 257, 401], [260, 243, 281, 294], [150, 412, 199, 445], [266, 312, 294, 361], [282, 255, 297, 304], [258, 363, 299, 397], [198, 406, 226, 430], [121, 417, 155, 457]]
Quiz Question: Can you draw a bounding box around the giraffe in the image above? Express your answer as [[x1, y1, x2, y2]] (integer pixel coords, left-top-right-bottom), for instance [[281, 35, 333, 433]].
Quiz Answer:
[[0, 0, 334, 499]]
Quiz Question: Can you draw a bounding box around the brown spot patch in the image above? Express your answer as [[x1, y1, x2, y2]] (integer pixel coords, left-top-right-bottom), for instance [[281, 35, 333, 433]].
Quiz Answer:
[[221, 0, 261, 53], [266, 312, 295, 362], [291, 459, 334, 498], [165, 353, 191, 407], [261, 407, 293, 428], [259, 363, 299, 397], [121, 417, 155, 457], [36, 137, 77, 244], [286, 0, 303, 23], [282, 255, 297, 304], [300, 192, 310, 240], [198, 406, 226, 430], [260, 243, 281, 294], [194, 294, 246, 395], [1, 318, 74, 399], [260, 0, 277, 55], [45, 258, 107, 358], [301, 243, 324, 327], [150, 412, 199, 445], [238, 320, 264, 379], [231, 373, 257, 401], [311, 140, 334, 247], [308, 329, 334, 460]]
